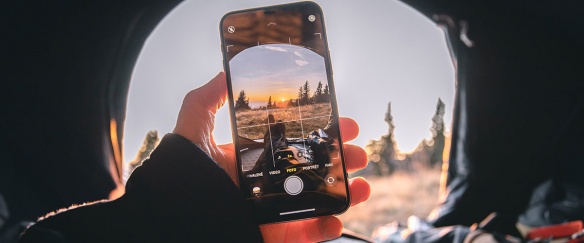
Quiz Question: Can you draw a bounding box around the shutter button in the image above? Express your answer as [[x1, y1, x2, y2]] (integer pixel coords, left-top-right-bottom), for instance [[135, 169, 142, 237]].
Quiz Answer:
[[284, 176, 303, 195]]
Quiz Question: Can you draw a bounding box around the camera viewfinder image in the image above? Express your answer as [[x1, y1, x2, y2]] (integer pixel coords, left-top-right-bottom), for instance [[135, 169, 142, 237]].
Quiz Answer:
[[231, 43, 336, 173]]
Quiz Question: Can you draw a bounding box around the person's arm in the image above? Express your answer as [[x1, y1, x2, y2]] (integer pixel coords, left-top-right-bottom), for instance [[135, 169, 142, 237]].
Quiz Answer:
[[21, 133, 263, 242]]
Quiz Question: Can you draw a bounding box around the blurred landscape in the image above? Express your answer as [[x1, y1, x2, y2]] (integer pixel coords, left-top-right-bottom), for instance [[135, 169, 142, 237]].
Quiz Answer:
[[340, 168, 441, 237], [337, 99, 449, 237]]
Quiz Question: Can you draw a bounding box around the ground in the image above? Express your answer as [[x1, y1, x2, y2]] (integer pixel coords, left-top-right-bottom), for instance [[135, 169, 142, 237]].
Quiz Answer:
[[339, 168, 441, 237], [235, 103, 332, 140]]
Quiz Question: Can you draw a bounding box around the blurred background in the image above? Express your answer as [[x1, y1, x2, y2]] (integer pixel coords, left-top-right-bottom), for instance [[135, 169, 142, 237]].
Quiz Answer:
[[124, 0, 454, 237]]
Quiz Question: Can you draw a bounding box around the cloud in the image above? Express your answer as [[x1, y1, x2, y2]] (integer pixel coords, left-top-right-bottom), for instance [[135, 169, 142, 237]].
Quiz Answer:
[[293, 50, 303, 58], [264, 46, 287, 52], [295, 60, 309, 66]]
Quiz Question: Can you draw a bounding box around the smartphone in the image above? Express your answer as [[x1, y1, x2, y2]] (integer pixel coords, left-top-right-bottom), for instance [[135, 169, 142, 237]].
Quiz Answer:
[[220, 1, 349, 224]]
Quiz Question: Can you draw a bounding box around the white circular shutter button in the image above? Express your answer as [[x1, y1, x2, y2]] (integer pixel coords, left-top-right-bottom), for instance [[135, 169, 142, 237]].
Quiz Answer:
[[284, 176, 303, 195]]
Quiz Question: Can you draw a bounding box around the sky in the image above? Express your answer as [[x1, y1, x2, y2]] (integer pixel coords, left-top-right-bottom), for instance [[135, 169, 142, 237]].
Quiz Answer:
[[230, 44, 327, 107], [124, 0, 455, 163]]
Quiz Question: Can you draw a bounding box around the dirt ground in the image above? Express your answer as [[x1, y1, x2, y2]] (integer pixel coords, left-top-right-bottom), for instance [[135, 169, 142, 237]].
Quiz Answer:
[[235, 103, 331, 140]]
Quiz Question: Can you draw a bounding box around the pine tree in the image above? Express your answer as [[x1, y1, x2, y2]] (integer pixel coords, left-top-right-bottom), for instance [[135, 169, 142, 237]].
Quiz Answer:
[[323, 84, 330, 102], [298, 87, 303, 106], [302, 81, 310, 105], [314, 81, 323, 103], [429, 98, 446, 166], [365, 102, 398, 175], [235, 90, 251, 110], [267, 96, 272, 108], [380, 102, 398, 174]]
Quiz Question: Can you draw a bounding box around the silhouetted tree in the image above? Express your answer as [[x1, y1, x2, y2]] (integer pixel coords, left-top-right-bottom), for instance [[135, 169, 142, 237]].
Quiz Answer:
[[314, 81, 323, 103], [297, 87, 303, 105], [302, 81, 311, 105], [323, 84, 330, 102], [380, 102, 398, 174], [365, 102, 399, 176], [235, 90, 251, 110], [267, 96, 272, 108], [429, 98, 446, 166]]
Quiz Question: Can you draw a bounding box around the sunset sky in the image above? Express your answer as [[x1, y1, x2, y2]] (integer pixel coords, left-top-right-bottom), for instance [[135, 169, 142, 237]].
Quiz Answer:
[[230, 44, 327, 108], [124, 0, 455, 163]]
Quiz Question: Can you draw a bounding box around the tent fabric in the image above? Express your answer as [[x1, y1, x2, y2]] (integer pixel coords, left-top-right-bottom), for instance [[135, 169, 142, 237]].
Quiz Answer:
[[401, 0, 584, 234], [3, 0, 584, 241], [1, 0, 182, 231]]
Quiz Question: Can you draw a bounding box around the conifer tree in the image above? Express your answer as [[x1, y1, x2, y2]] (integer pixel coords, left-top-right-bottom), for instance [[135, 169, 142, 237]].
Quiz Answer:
[[380, 102, 398, 174], [235, 90, 251, 110], [429, 98, 446, 166], [302, 81, 311, 105], [365, 102, 398, 175], [323, 84, 330, 102], [314, 81, 323, 103], [298, 87, 303, 106]]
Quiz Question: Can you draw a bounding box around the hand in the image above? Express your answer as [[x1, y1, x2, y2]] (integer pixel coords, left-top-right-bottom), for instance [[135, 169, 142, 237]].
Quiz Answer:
[[174, 72, 370, 242]]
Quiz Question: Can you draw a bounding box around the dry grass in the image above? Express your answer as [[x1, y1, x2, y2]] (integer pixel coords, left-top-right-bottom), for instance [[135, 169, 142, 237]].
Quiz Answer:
[[339, 168, 441, 237], [235, 103, 332, 140]]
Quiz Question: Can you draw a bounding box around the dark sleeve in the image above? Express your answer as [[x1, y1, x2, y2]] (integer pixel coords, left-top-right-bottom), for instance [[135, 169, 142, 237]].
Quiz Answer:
[[21, 134, 263, 242]]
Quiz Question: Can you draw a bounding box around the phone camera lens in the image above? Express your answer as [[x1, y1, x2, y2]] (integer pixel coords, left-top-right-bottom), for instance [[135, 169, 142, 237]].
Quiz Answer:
[[308, 15, 316, 22]]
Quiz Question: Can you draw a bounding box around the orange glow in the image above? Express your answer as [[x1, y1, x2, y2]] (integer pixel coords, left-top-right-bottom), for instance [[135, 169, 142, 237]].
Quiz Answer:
[[110, 119, 123, 173], [109, 119, 125, 199], [248, 91, 297, 103], [109, 119, 124, 182]]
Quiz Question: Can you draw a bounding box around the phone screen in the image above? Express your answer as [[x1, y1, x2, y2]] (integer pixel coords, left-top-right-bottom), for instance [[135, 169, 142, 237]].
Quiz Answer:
[[220, 2, 349, 224]]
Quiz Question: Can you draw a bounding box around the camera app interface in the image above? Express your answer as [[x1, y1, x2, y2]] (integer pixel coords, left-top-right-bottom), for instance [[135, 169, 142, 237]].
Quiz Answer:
[[222, 3, 348, 221]]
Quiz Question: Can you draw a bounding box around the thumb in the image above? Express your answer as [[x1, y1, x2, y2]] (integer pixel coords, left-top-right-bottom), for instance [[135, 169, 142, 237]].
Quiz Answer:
[[173, 72, 227, 147], [186, 72, 228, 114]]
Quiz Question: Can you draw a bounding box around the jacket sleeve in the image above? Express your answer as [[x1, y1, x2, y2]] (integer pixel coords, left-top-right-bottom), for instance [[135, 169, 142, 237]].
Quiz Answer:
[[21, 133, 263, 242]]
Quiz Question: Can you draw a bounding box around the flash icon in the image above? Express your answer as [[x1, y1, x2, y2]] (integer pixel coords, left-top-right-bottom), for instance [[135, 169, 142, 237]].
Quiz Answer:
[[308, 15, 316, 22]]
